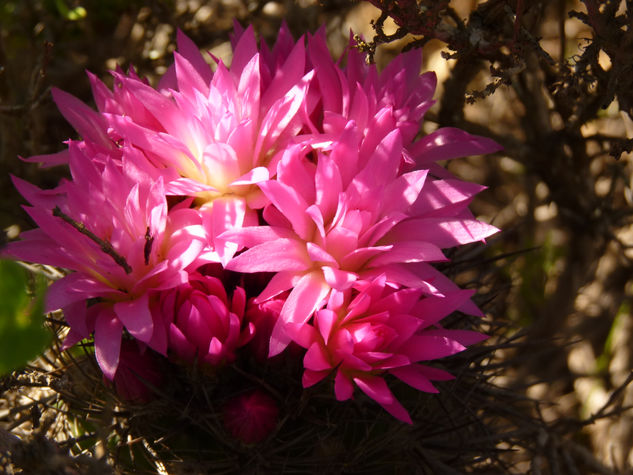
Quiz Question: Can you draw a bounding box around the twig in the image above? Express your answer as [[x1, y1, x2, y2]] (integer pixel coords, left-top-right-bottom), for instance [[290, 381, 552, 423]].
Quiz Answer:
[[52, 206, 132, 274]]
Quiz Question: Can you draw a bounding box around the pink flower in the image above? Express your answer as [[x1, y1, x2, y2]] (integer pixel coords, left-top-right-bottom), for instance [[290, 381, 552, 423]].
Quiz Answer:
[[224, 119, 498, 356], [286, 275, 486, 423], [40, 27, 314, 265], [223, 389, 279, 443], [4, 142, 210, 379], [155, 271, 255, 366], [110, 340, 164, 403]]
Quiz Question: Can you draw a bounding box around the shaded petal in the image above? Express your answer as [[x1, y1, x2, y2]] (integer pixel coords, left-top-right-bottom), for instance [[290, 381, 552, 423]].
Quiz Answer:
[[390, 365, 439, 393], [114, 294, 154, 343], [411, 127, 502, 165], [353, 375, 412, 424], [400, 335, 466, 362], [334, 370, 354, 401], [94, 307, 123, 380]]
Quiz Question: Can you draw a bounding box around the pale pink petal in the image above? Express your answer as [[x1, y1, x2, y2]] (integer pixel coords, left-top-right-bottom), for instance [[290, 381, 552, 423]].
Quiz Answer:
[[229, 166, 269, 186], [220, 225, 293, 249], [203, 196, 246, 265], [269, 271, 330, 356], [322, 266, 358, 290], [390, 218, 499, 248], [258, 179, 312, 240], [226, 238, 310, 273]]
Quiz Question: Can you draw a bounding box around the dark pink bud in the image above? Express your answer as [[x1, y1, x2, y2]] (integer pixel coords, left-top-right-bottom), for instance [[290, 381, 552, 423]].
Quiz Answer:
[[111, 341, 163, 403], [223, 390, 279, 444]]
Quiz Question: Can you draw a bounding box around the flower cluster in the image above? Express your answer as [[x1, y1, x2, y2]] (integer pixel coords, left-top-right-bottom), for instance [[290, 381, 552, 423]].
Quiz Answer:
[[5, 24, 500, 426]]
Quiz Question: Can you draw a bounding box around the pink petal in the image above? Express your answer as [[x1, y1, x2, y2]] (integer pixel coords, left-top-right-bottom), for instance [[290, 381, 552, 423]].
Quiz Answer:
[[45, 274, 112, 312], [353, 375, 412, 424], [423, 329, 488, 346], [322, 266, 358, 290], [220, 225, 293, 249], [315, 308, 337, 344], [334, 370, 354, 401], [400, 335, 466, 362], [226, 238, 310, 273], [369, 241, 447, 267], [174, 51, 209, 96], [389, 365, 439, 393], [258, 179, 312, 240], [269, 271, 329, 356], [391, 218, 499, 248], [51, 88, 111, 148], [203, 196, 246, 265], [176, 29, 213, 85], [302, 369, 329, 388], [304, 342, 332, 371], [230, 24, 257, 76], [411, 127, 502, 165], [94, 307, 124, 380], [114, 294, 154, 343]]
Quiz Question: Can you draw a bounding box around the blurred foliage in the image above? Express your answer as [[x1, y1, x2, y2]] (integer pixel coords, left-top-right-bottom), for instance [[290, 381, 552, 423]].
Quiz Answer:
[[0, 260, 49, 374]]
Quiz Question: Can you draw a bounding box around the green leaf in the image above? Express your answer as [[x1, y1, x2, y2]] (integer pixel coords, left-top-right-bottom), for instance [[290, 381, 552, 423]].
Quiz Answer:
[[0, 260, 51, 374]]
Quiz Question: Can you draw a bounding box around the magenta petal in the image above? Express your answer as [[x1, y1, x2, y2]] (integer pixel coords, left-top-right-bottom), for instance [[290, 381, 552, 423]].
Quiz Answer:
[[304, 342, 332, 371], [412, 127, 502, 164], [114, 294, 154, 343], [400, 335, 466, 362], [334, 370, 354, 401], [389, 365, 439, 393], [424, 329, 488, 346], [168, 323, 197, 362], [61, 328, 84, 351], [176, 29, 213, 85], [353, 375, 393, 405], [51, 88, 111, 148], [353, 375, 412, 424], [94, 307, 124, 381], [316, 309, 337, 344], [302, 369, 329, 388]]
